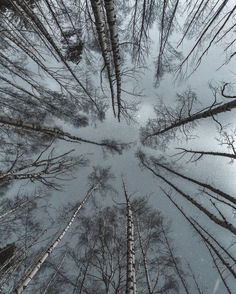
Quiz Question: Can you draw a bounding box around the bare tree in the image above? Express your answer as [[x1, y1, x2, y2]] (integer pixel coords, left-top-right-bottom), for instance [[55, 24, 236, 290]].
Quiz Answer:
[[137, 151, 236, 235], [162, 188, 235, 292], [90, 0, 116, 117], [175, 128, 236, 163], [161, 224, 190, 294], [0, 145, 88, 190], [2, 2, 236, 293], [155, 0, 182, 83], [14, 166, 112, 293], [177, 1, 236, 73], [31, 194, 183, 293], [141, 87, 236, 148], [0, 189, 51, 292], [122, 180, 136, 294]]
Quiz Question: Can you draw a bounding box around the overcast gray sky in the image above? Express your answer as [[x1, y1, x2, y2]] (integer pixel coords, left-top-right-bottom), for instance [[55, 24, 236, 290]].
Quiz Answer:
[[25, 22, 236, 293], [2, 2, 236, 292]]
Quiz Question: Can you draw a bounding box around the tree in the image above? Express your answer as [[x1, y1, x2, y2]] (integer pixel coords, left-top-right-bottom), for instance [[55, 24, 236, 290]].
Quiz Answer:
[[161, 189, 235, 293], [29, 194, 184, 293], [175, 128, 236, 163], [0, 190, 50, 292], [1, 1, 236, 293], [13, 167, 113, 293], [177, 1, 236, 74], [141, 86, 236, 148], [137, 151, 236, 235], [123, 180, 136, 294]]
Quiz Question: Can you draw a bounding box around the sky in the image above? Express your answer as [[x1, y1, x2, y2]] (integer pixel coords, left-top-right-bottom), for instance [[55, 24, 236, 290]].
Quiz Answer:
[[20, 26, 236, 293], [2, 1, 236, 293], [51, 22, 236, 293]]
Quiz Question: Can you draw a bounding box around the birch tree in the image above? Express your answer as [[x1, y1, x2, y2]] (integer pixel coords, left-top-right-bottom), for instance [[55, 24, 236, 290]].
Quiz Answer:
[[141, 87, 236, 148], [161, 188, 236, 292], [137, 151, 236, 235], [31, 196, 182, 293], [175, 128, 236, 163], [103, 0, 122, 120], [14, 188, 95, 293], [123, 180, 136, 294], [90, 0, 116, 117], [0, 190, 50, 292], [1, 2, 236, 293], [177, 1, 236, 73]]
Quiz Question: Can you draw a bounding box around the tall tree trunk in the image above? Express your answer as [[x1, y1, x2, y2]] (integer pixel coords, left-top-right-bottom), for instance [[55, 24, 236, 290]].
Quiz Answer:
[[13, 0, 100, 112], [136, 221, 152, 293], [145, 99, 236, 140], [161, 188, 236, 279], [176, 148, 236, 160], [90, 0, 116, 117], [14, 185, 97, 293], [140, 157, 236, 235], [42, 252, 67, 294], [104, 0, 122, 121], [0, 198, 30, 220], [161, 225, 190, 294], [0, 115, 123, 150], [123, 181, 136, 294], [186, 263, 203, 294], [206, 244, 232, 294], [149, 158, 236, 205]]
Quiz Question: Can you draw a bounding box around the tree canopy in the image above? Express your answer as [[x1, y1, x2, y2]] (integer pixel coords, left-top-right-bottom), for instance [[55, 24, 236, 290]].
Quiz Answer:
[[1, 0, 236, 293]]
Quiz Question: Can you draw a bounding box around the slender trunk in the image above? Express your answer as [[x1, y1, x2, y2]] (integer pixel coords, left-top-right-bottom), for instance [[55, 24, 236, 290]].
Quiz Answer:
[[136, 222, 152, 294], [77, 240, 97, 294], [0, 115, 120, 149], [104, 0, 122, 120], [161, 189, 236, 279], [176, 148, 236, 160], [149, 158, 236, 205], [0, 199, 30, 220], [145, 99, 236, 140], [186, 263, 203, 294], [42, 252, 67, 294], [14, 185, 97, 293], [179, 0, 230, 68], [161, 226, 190, 294], [14, 0, 100, 112], [123, 181, 136, 294], [206, 244, 232, 294], [177, 0, 205, 47], [194, 221, 236, 264], [140, 159, 236, 235], [90, 0, 116, 117], [1, 30, 75, 98], [0, 74, 75, 120]]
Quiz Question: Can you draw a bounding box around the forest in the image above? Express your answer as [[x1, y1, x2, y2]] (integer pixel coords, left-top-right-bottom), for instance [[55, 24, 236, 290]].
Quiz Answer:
[[0, 0, 236, 293]]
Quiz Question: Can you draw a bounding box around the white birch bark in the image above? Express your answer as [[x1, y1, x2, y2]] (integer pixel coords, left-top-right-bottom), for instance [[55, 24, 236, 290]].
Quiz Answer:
[[14, 185, 97, 293], [104, 0, 122, 120], [90, 0, 116, 116], [123, 181, 136, 294]]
